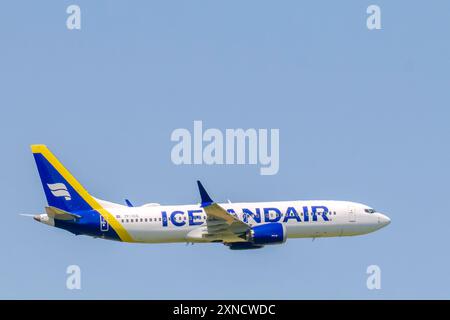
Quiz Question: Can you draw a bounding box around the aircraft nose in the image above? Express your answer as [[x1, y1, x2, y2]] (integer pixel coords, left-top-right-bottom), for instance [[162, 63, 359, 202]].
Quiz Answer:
[[33, 215, 41, 222], [378, 213, 391, 227]]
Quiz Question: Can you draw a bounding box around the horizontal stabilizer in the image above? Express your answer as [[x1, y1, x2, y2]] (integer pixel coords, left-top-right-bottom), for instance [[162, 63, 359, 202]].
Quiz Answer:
[[45, 206, 81, 221]]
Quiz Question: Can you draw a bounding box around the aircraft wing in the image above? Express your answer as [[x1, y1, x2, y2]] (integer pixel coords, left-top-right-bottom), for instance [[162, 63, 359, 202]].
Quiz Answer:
[[196, 181, 249, 242]]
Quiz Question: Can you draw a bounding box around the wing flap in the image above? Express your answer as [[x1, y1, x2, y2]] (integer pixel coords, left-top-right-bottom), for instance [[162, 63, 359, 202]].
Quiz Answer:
[[203, 203, 239, 225]]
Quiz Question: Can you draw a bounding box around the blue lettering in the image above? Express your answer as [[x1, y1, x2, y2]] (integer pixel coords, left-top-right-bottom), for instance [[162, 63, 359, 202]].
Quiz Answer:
[[283, 207, 301, 222], [188, 210, 203, 226], [264, 208, 281, 223], [312, 206, 329, 221], [242, 208, 261, 223], [170, 211, 186, 226], [162, 206, 328, 227], [302, 206, 309, 222], [162, 211, 168, 227]]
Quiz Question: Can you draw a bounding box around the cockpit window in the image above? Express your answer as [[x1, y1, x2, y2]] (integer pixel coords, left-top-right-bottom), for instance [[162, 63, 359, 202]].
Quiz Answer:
[[364, 208, 376, 214]]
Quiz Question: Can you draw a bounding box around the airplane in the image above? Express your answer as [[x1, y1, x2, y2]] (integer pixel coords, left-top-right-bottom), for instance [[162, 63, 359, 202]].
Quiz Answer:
[[28, 145, 391, 250]]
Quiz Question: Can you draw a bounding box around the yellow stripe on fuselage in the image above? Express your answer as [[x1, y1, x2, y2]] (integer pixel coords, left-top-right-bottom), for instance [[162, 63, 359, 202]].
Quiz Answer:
[[31, 144, 134, 242]]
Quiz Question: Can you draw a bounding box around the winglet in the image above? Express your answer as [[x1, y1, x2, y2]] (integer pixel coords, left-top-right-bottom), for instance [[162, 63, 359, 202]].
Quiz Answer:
[[197, 180, 213, 207]]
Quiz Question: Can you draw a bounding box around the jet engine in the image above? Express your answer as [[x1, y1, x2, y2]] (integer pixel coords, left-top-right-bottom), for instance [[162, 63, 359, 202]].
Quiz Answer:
[[246, 222, 287, 245]]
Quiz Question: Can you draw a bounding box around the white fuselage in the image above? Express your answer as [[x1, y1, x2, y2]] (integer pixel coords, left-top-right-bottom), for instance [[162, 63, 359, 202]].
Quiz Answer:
[[86, 200, 390, 243]]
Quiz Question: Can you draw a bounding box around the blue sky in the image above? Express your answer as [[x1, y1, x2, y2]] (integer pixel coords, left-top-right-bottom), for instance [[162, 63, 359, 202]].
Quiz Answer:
[[0, 1, 449, 299]]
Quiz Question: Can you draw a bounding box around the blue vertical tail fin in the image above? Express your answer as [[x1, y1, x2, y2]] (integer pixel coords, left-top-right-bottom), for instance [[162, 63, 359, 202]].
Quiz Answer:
[[31, 145, 99, 213], [31, 145, 134, 242]]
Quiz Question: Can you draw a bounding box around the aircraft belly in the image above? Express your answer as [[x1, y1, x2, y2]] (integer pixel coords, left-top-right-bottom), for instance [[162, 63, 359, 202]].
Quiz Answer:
[[128, 227, 190, 243], [286, 223, 342, 238]]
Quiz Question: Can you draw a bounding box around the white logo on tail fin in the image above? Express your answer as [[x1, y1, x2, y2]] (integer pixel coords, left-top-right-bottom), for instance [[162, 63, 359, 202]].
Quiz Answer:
[[47, 183, 71, 200]]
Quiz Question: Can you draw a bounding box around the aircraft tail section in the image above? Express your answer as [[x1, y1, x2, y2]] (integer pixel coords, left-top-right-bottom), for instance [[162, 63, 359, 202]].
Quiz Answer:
[[31, 144, 101, 213], [31, 144, 134, 242]]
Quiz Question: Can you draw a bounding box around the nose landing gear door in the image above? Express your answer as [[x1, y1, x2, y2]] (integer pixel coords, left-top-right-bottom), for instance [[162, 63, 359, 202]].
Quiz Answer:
[[348, 206, 356, 223]]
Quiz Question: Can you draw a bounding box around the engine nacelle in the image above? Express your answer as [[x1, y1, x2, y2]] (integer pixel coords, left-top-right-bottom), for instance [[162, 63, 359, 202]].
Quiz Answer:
[[246, 223, 287, 245]]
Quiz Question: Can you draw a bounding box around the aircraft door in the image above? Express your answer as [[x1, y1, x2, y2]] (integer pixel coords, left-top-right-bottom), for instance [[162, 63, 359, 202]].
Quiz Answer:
[[100, 215, 109, 231], [348, 206, 356, 222]]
